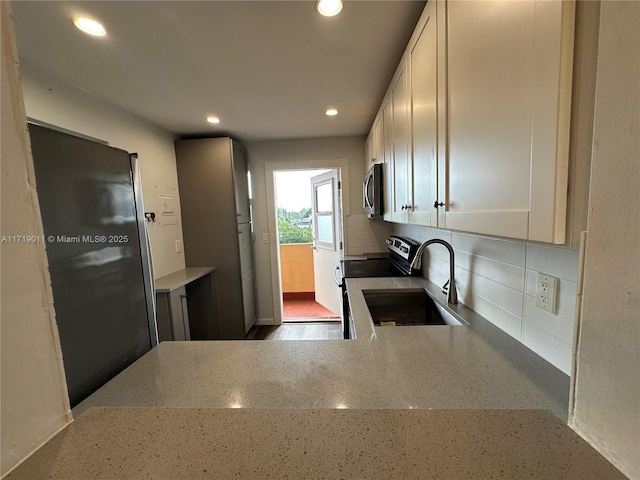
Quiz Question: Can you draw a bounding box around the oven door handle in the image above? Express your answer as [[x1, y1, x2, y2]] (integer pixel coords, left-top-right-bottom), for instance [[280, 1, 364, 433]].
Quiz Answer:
[[334, 265, 343, 287]]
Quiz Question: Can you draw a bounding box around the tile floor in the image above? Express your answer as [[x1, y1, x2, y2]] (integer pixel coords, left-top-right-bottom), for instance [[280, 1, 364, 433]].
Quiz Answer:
[[283, 295, 339, 321]]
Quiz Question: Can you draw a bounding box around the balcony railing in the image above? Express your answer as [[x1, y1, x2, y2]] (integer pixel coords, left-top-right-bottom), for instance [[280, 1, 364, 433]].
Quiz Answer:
[[280, 243, 314, 294]]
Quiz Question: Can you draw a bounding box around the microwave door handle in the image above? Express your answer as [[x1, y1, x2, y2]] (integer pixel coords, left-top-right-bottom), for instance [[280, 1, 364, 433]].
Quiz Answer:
[[363, 179, 367, 209], [363, 175, 371, 209]]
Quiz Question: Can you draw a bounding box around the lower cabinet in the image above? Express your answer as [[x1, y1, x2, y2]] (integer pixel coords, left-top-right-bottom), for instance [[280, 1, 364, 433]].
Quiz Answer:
[[156, 286, 190, 342], [155, 268, 220, 342]]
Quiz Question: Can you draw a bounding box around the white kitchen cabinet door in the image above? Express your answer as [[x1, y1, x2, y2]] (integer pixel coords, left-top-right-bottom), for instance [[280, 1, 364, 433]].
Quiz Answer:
[[366, 113, 383, 164], [382, 98, 395, 222], [441, 0, 575, 243], [408, 1, 438, 227], [365, 129, 374, 164], [391, 56, 411, 223], [373, 113, 383, 164]]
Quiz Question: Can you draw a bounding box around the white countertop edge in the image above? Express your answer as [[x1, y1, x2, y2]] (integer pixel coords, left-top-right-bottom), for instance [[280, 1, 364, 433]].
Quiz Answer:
[[154, 267, 215, 293]]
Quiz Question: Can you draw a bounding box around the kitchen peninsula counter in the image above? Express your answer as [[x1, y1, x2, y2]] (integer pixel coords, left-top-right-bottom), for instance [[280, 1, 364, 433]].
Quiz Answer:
[[10, 277, 626, 478], [8, 278, 625, 480], [7, 407, 625, 479], [74, 276, 569, 419]]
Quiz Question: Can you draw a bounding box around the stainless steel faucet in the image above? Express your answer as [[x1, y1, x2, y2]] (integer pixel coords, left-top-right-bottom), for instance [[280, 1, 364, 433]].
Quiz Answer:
[[410, 239, 458, 304]]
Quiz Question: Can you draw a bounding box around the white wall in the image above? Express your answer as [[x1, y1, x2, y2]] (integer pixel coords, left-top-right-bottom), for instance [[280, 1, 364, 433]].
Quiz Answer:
[[395, 224, 579, 375], [571, 2, 640, 478], [1, 3, 71, 475], [18, 62, 185, 278], [246, 137, 392, 321]]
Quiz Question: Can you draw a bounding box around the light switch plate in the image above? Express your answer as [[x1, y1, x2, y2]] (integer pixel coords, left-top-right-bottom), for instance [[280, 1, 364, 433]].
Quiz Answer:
[[175, 239, 183, 253], [536, 273, 558, 313], [262, 233, 269, 244]]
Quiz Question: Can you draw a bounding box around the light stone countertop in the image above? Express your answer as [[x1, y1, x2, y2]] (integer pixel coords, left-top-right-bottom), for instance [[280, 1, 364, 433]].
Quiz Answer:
[[7, 407, 626, 479], [75, 276, 569, 420], [15, 277, 624, 479], [154, 267, 215, 293]]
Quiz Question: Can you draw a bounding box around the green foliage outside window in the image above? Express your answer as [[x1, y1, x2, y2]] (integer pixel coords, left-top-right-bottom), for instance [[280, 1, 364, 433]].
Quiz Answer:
[[278, 207, 313, 244]]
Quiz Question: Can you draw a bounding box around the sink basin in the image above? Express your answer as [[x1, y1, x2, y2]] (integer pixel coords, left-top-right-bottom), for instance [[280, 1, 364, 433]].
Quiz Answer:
[[363, 288, 447, 326]]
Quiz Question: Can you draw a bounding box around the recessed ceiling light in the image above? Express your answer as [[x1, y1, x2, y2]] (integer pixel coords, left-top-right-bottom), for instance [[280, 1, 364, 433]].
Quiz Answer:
[[206, 116, 220, 124], [73, 17, 106, 37], [325, 109, 339, 116], [317, 0, 343, 17]]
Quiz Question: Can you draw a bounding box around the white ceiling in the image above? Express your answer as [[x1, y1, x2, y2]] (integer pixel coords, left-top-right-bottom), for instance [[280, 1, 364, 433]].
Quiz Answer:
[[11, 1, 425, 142]]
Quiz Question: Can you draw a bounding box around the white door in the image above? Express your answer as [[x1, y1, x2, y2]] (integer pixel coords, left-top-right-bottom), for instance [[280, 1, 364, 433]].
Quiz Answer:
[[311, 170, 342, 316]]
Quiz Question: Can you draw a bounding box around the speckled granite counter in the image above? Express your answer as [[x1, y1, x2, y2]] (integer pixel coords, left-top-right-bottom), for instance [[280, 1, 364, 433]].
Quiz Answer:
[[7, 407, 625, 479], [75, 276, 569, 421], [13, 277, 626, 478]]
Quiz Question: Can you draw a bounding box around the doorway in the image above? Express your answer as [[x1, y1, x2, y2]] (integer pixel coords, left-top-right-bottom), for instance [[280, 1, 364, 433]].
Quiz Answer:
[[274, 169, 342, 323]]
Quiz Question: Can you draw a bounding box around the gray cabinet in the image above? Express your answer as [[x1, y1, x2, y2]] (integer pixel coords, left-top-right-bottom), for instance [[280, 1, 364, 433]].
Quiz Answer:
[[156, 286, 190, 341], [155, 267, 219, 342], [175, 138, 257, 339]]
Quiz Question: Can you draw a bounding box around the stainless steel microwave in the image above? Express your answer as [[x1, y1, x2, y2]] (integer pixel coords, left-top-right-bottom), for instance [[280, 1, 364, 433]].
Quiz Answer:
[[363, 163, 383, 218]]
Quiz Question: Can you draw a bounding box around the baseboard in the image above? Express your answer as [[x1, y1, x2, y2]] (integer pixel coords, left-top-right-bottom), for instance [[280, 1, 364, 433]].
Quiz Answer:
[[255, 317, 276, 326], [283, 292, 315, 300]]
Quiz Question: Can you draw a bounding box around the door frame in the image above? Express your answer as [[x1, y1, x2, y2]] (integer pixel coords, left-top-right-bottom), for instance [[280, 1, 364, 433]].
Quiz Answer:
[[265, 159, 350, 325]]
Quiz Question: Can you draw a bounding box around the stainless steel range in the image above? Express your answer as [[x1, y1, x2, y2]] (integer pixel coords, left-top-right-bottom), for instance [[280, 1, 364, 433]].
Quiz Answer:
[[339, 236, 423, 338]]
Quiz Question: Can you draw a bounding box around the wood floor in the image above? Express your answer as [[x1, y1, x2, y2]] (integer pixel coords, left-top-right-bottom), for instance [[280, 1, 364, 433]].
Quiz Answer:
[[246, 322, 343, 340]]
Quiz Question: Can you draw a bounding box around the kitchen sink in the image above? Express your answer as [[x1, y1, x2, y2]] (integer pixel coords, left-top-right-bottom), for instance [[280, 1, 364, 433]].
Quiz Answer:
[[363, 288, 463, 326]]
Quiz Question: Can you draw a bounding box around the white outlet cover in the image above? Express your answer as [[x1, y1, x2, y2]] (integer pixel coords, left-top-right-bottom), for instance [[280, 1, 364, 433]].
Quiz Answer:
[[536, 273, 558, 313]]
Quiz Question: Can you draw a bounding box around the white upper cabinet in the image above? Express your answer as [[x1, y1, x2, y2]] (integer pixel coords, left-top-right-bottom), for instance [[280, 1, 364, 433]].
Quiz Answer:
[[391, 56, 411, 223], [368, 0, 578, 244], [365, 130, 374, 164], [440, 0, 575, 243], [382, 97, 395, 222], [408, 1, 438, 227], [366, 112, 384, 164]]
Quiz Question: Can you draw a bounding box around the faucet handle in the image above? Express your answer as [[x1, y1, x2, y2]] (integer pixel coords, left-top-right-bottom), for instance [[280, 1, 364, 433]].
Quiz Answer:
[[441, 279, 450, 295]]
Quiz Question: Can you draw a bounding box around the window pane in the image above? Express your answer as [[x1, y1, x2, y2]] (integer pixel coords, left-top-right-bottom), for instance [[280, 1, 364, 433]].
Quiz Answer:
[[316, 182, 333, 213], [317, 214, 333, 244]]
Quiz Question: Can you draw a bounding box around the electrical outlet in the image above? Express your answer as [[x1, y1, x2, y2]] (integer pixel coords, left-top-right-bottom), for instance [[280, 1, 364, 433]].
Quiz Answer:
[[536, 273, 558, 313]]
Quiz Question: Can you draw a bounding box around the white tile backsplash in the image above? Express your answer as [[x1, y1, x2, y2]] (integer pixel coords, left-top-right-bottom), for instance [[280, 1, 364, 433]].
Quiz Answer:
[[523, 296, 575, 344], [525, 243, 580, 281], [456, 251, 525, 292], [456, 266, 524, 317], [522, 322, 572, 375], [452, 232, 526, 267], [395, 223, 580, 374], [345, 215, 392, 256], [457, 285, 523, 340]]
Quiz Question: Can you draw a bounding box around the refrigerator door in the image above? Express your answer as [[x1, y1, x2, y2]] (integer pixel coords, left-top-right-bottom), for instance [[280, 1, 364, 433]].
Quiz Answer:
[[29, 124, 153, 407]]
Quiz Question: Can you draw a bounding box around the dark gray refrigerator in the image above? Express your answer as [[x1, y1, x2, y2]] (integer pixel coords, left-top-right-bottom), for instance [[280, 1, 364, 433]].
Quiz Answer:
[[28, 123, 156, 407]]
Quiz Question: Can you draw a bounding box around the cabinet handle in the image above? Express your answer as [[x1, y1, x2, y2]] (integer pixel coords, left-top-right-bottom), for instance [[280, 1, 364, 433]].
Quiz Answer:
[[433, 201, 445, 209]]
